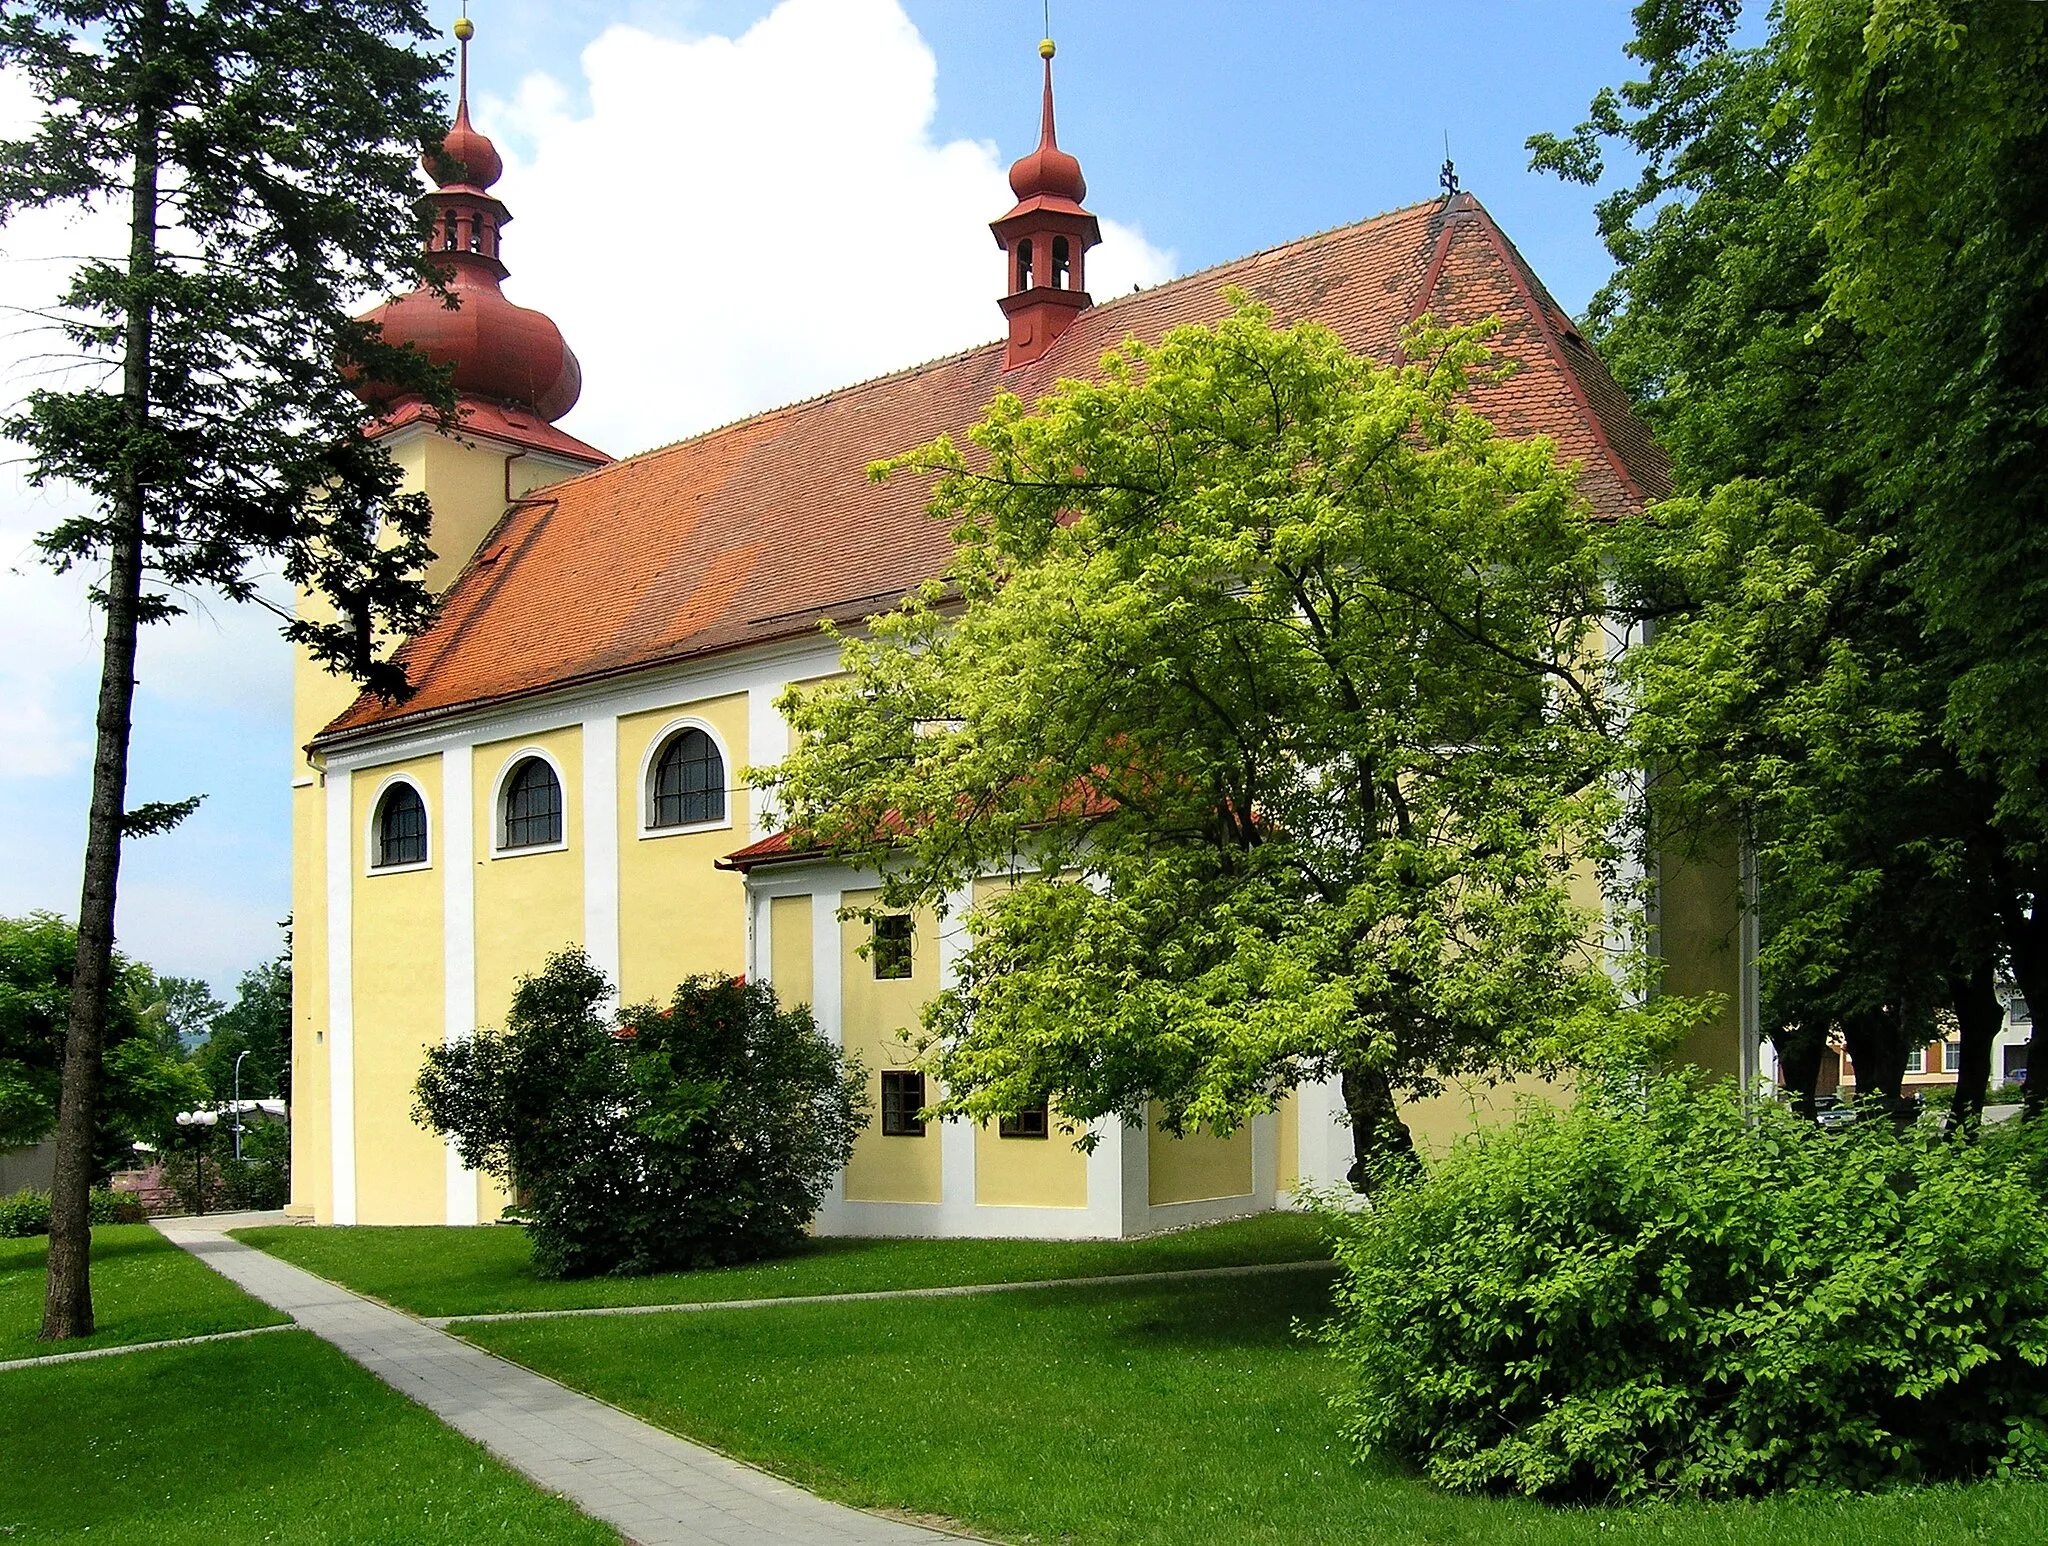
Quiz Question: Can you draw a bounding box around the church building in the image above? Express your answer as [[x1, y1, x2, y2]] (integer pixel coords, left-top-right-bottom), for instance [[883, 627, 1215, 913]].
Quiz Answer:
[[289, 25, 1747, 1231]]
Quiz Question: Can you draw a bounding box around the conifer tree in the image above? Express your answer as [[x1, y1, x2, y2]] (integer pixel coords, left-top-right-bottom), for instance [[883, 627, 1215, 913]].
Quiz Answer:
[[0, 0, 455, 1340]]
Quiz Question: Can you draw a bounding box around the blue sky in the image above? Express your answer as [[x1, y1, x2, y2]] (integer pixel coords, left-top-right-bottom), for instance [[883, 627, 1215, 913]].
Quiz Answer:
[[0, 1, 1653, 996]]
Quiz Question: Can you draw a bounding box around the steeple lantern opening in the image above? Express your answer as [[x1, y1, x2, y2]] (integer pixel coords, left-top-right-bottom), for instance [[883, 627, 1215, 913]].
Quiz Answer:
[[990, 38, 1102, 369]]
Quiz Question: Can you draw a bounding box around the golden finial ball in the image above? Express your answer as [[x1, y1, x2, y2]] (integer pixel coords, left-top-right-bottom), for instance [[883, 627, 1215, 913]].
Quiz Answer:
[[453, 16, 474, 42], [1040, 37, 1056, 59]]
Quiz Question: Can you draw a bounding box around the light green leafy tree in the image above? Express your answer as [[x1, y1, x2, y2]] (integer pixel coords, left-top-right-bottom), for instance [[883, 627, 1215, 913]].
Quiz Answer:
[[766, 302, 1698, 1182]]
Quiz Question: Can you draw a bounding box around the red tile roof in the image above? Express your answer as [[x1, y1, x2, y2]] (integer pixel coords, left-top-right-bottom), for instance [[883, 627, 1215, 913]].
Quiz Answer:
[[316, 194, 1664, 749], [370, 395, 611, 466]]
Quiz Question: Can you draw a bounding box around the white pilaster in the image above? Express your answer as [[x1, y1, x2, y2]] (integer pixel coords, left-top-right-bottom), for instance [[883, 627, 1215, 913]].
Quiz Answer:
[[746, 682, 790, 840], [811, 887, 847, 1222], [582, 714, 621, 990], [441, 742, 478, 1225], [324, 770, 357, 1225], [934, 885, 976, 1227]]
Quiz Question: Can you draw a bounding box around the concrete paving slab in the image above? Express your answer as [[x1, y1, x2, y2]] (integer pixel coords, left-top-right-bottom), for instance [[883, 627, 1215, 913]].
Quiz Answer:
[[155, 1218, 965, 1546]]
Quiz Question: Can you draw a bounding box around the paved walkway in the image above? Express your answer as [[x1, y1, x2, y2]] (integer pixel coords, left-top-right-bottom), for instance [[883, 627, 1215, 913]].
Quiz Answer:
[[155, 1217, 962, 1546]]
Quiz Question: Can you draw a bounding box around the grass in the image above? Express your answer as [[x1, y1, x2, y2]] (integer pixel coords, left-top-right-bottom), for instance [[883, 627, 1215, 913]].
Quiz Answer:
[[1, 1224, 287, 1362], [232, 1210, 1328, 1318], [0, 1329, 620, 1543], [463, 1266, 2048, 1546]]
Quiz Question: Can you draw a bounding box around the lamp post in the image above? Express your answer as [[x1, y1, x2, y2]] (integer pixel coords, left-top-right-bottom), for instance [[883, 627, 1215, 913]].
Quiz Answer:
[[232, 1050, 251, 1160], [174, 1110, 218, 1215]]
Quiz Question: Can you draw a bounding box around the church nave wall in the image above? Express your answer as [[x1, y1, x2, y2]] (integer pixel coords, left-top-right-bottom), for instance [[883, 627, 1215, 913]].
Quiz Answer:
[[614, 693, 751, 1005]]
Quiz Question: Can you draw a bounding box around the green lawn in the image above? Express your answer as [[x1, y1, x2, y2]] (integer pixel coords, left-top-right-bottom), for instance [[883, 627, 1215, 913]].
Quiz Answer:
[[0, 1329, 620, 1543], [1, 1224, 286, 1362], [464, 1266, 2048, 1546], [232, 1210, 1327, 1318]]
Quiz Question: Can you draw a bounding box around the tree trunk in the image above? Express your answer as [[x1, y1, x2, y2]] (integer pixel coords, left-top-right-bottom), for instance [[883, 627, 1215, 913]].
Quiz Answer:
[[1341, 1063, 1417, 1191], [1945, 957, 2000, 1129], [1841, 1004, 1909, 1118], [1772, 1022, 1829, 1119], [41, 8, 163, 1343]]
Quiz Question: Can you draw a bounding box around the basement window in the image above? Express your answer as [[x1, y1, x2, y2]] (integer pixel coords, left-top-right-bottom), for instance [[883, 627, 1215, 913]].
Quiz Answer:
[[881, 1071, 927, 1137], [999, 1102, 1049, 1140], [872, 914, 913, 980]]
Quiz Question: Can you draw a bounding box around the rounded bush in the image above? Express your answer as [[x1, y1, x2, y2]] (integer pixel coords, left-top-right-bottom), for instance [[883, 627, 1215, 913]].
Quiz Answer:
[[415, 950, 867, 1279], [1321, 1078, 2048, 1500]]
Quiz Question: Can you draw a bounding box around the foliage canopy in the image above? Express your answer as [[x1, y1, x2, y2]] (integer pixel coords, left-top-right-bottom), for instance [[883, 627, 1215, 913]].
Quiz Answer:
[[768, 301, 1697, 1177]]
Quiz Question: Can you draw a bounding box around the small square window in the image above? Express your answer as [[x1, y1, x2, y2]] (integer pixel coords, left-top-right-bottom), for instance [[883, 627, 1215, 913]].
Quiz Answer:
[[1905, 1045, 1926, 1075], [999, 1102, 1049, 1140], [873, 915, 913, 980], [881, 1071, 926, 1137]]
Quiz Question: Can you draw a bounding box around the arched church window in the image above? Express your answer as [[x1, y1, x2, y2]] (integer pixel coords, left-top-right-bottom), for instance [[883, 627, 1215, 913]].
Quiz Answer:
[[501, 757, 563, 849], [373, 782, 427, 869], [650, 728, 725, 829], [1016, 238, 1034, 292], [1052, 236, 1071, 289]]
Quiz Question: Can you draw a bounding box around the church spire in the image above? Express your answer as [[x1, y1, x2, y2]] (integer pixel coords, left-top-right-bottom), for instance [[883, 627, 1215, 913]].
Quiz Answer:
[[991, 37, 1102, 369], [354, 13, 584, 426]]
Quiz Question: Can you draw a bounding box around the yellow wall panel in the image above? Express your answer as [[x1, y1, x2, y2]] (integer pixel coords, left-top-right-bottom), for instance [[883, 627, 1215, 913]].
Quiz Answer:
[[974, 1118, 1088, 1209], [350, 756, 447, 1224], [1275, 1090, 1299, 1193], [1660, 832, 1744, 1079], [473, 726, 584, 1029], [839, 889, 942, 1205], [1147, 1106, 1254, 1205], [769, 895, 813, 1010], [1401, 1072, 1571, 1162], [616, 695, 749, 1004]]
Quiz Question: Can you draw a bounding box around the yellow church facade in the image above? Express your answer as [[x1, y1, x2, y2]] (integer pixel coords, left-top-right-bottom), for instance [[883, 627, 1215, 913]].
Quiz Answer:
[[288, 38, 1750, 1232]]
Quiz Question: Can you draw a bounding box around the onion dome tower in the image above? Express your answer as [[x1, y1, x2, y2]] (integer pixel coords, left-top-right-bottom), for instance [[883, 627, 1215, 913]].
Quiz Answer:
[[355, 15, 588, 431], [991, 37, 1102, 369]]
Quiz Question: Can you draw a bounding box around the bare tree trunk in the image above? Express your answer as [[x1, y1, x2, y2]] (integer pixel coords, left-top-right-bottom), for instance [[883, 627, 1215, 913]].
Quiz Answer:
[[1773, 1022, 1829, 1119], [1341, 1063, 1417, 1191], [1946, 957, 2000, 1129], [41, 8, 162, 1343], [1842, 1004, 1909, 1119]]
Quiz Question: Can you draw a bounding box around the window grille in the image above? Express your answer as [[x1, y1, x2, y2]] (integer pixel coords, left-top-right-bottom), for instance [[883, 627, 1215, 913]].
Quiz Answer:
[[503, 758, 563, 849], [651, 728, 725, 828], [374, 783, 427, 868], [873, 914, 913, 980], [881, 1071, 927, 1136], [1905, 1045, 1926, 1075]]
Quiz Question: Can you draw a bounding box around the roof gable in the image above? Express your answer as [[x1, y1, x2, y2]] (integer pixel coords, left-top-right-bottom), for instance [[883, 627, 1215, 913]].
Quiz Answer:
[[318, 195, 1665, 747]]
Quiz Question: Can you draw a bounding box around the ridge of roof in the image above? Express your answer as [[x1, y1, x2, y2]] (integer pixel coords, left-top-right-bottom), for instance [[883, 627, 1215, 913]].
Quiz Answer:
[[315, 191, 1661, 751], [513, 197, 1453, 505]]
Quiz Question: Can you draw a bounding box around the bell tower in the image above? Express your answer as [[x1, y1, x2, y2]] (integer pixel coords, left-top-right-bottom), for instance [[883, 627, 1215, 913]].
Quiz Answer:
[[991, 38, 1102, 369]]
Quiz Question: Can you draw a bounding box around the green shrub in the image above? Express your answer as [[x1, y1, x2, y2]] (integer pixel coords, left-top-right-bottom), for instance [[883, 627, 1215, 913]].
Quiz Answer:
[[0, 1187, 147, 1237], [415, 950, 867, 1279], [1321, 1078, 2048, 1501]]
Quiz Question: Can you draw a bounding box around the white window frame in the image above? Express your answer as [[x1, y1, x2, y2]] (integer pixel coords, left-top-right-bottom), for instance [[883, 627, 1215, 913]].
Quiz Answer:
[[636, 716, 735, 841], [1905, 1045, 1926, 1076], [363, 772, 432, 876], [491, 746, 571, 858]]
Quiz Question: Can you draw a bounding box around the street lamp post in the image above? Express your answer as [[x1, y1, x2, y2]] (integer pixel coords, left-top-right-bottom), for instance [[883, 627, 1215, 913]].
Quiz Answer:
[[232, 1050, 251, 1161], [174, 1110, 218, 1215]]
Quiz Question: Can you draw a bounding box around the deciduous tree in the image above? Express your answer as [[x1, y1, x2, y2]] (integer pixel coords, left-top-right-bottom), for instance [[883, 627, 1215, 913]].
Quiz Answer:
[[768, 302, 1695, 1182]]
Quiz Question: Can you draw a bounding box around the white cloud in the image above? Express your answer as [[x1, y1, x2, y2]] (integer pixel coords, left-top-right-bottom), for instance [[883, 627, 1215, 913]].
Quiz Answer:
[[489, 0, 1175, 457]]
